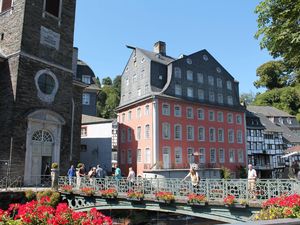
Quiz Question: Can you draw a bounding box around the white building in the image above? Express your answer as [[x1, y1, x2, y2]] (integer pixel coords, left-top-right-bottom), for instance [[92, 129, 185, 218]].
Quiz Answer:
[[81, 114, 113, 173]]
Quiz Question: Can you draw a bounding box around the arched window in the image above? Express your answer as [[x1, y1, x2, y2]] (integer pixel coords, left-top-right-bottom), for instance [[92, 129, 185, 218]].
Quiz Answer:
[[32, 130, 53, 143]]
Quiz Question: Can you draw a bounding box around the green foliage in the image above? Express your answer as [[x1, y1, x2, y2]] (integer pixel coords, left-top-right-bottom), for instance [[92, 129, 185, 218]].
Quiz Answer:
[[220, 167, 231, 180], [24, 190, 36, 201], [51, 162, 58, 169], [36, 190, 61, 207], [255, 0, 300, 73], [77, 163, 83, 168], [102, 77, 112, 86], [254, 61, 290, 90]]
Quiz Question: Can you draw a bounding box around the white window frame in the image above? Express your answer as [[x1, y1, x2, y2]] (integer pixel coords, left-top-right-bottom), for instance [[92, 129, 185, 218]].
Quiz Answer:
[[229, 149, 235, 163], [209, 110, 215, 121], [174, 105, 182, 117], [198, 126, 205, 141], [175, 84, 182, 96], [219, 148, 225, 163], [217, 78, 222, 88], [217, 111, 223, 122], [162, 123, 171, 140], [208, 76, 214, 86], [187, 107, 194, 119], [237, 130, 243, 144], [217, 93, 223, 104], [175, 147, 182, 164], [187, 87, 194, 98], [137, 149, 142, 163], [82, 75, 91, 84], [238, 149, 244, 163], [199, 148, 205, 164], [187, 125, 194, 141], [145, 105, 150, 116], [210, 148, 216, 163], [162, 103, 170, 116], [128, 111, 132, 120], [197, 108, 205, 120], [227, 113, 233, 123], [137, 126, 141, 140], [227, 96, 233, 105], [236, 115, 242, 124], [228, 129, 234, 143], [187, 70, 193, 81], [209, 91, 215, 102], [187, 148, 194, 164], [82, 93, 90, 105], [145, 124, 150, 139], [43, 0, 63, 23], [137, 108, 141, 119], [218, 128, 224, 142], [145, 148, 151, 164], [209, 127, 216, 142], [197, 73, 204, 83], [174, 67, 181, 78], [174, 124, 182, 140], [227, 80, 232, 90]]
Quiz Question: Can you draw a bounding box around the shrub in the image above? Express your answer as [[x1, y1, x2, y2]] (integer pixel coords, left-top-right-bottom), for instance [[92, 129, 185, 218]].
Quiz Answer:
[[51, 163, 58, 169], [37, 190, 61, 207], [220, 167, 231, 180], [25, 190, 36, 201]]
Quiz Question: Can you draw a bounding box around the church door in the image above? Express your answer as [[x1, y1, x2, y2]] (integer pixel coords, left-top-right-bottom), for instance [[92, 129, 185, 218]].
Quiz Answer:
[[31, 130, 53, 185]]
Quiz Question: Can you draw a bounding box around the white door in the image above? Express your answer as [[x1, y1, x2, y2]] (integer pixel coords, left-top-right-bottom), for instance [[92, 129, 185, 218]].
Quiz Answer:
[[163, 148, 170, 169]]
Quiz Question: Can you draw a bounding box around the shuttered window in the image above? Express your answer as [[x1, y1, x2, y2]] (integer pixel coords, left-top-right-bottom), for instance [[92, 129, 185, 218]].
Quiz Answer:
[[1, 0, 12, 12], [45, 0, 60, 17]]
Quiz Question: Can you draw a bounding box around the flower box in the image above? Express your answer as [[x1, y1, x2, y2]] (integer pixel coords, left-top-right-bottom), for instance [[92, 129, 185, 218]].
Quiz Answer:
[[155, 191, 175, 204], [187, 194, 206, 206], [127, 191, 144, 201], [80, 187, 95, 196], [225, 203, 247, 208], [100, 188, 118, 199], [60, 185, 73, 194]]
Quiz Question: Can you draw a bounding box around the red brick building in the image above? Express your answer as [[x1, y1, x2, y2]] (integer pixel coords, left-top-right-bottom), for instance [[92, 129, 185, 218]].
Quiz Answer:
[[117, 42, 246, 178]]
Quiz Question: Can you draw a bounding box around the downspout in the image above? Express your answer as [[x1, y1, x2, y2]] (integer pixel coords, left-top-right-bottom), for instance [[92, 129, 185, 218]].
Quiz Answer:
[[152, 96, 159, 169], [70, 98, 75, 162]]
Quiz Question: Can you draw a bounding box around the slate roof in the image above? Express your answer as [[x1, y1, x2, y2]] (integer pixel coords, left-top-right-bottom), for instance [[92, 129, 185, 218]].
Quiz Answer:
[[277, 123, 300, 144], [247, 106, 292, 117], [137, 48, 175, 65], [77, 59, 96, 77], [255, 113, 282, 132], [81, 114, 113, 125]]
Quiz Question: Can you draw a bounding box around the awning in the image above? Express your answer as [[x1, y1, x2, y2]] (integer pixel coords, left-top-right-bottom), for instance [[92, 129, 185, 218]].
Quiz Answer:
[[285, 145, 300, 153], [281, 152, 299, 158]]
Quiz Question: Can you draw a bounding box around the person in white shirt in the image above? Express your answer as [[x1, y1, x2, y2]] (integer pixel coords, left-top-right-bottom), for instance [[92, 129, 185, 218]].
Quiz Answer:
[[248, 164, 257, 199], [183, 168, 200, 193], [127, 167, 136, 189]]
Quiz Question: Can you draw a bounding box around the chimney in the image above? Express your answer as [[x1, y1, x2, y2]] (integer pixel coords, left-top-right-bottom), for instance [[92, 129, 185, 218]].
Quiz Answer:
[[72, 47, 78, 78], [153, 41, 166, 56]]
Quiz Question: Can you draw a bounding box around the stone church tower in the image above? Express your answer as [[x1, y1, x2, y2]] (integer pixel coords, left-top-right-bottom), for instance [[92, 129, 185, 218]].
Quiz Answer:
[[0, 0, 83, 184]]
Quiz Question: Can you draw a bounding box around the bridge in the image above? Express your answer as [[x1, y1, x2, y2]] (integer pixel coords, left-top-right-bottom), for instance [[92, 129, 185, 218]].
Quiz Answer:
[[58, 177, 300, 223]]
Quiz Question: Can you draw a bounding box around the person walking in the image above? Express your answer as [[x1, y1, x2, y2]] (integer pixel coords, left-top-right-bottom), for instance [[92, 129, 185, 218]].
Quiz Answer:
[[96, 165, 103, 178], [183, 168, 199, 193], [127, 167, 136, 190], [76, 163, 85, 188], [248, 164, 257, 199], [67, 165, 75, 185], [114, 166, 122, 181]]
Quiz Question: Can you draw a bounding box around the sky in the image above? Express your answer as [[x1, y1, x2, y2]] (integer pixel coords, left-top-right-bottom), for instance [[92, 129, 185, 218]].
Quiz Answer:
[[74, 0, 272, 94]]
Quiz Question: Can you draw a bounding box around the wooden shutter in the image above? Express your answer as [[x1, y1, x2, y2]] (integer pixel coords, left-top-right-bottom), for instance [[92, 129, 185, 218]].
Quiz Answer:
[[45, 0, 60, 17], [1, 0, 12, 12]]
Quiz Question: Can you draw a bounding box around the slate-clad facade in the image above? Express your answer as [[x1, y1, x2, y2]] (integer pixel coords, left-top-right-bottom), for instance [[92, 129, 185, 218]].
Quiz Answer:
[[118, 41, 246, 178], [0, 0, 83, 184]]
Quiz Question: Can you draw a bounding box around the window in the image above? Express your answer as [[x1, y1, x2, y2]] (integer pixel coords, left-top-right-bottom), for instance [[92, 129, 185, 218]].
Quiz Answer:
[[37, 72, 56, 95], [227, 81, 232, 90], [187, 126, 194, 141], [187, 107, 194, 119], [187, 87, 194, 98], [137, 88, 141, 96], [236, 115, 242, 124], [227, 96, 233, 105], [228, 129, 234, 143], [162, 103, 170, 116], [198, 89, 204, 100], [209, 91, 215, 102], [133, 74, 137, 82], [162, 123, 170, 139], [218, 128, 224, 142], [217, 78, 222, 88], [137, 126, 141, 140], [137, 149, 142, 163], [126, 78, 129, 86], [227, 113, 233, 123], [137, 108, 141, 119], [209, 111, 215, 121], [210, 148, 216, 163], [82, 93, 90, 105], [81, 127, 87, 137], [122, 113, 125, 122], [217, 112, 223, 122], [145, 105, 150, 115], [128, 111, 132, 120], [175, 84, 182, 96], [121, 150, 125, 164], [127, 128, 132, 142], [198, 127, 205, 141], [187, 70, 193, 81], [174, 105, 181, 117], [237, 130, 243, 143], [197, 109, 205, 120], [145, 148, 151, 163], [229, 149, 235, 163], [175, 147, 182, 164], [199, 148, 205, 163], [238, 149, 244, 163], [0, 0, 12, 13], [127, 149, 132, 164], [209, 128, 216, 142], [197, 73, 204, 83], [145, 124, 150, 139], [219, 148, 225, 163], [121, 129, 126, 143], [174, 67, 181, 78], [217, 94, 223, 104], [208, 76, 214, 86], [82, 75, 91, 84], [45, 0, 61, 17], [174, 124, 182, 140], [81, 144, 87, 152], [187, 148, 194, 164]]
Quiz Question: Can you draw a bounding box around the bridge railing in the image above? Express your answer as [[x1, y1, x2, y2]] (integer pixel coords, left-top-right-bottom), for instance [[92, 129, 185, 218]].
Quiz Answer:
[[58, 176, 300, 203], [0, 175, 52, 189]]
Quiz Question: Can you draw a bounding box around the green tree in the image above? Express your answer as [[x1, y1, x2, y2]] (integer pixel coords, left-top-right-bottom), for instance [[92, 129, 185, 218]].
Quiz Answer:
[[255, 0, 300, 75], [254, 61, 289, 89], [102, 77, 112, 86]]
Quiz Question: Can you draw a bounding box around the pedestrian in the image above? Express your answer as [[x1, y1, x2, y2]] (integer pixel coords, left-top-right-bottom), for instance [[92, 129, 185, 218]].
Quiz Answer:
[[127, 167, 135, 190], [248, 164, 257, 199], [76, 163, 85, 188], [114, 165, 122, 181], [67, 165, 75, 185], [88, 167, 96, 185], [182, 167, 199, 193], [96, 165, 103, 178]]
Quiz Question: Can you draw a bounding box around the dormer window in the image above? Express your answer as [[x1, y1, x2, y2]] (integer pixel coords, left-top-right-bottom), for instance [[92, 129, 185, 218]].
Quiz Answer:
[[0, 0, 12, 13], [82, 75, 91, 84], [45, 0, 61, 18]]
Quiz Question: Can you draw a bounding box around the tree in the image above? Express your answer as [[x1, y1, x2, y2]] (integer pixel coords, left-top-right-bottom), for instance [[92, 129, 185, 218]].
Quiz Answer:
[[254, 61, 289, 89], [240, 91, 256, 105], [113, 75, 121, 95], [255, 0, 300, 75], [102, 77, 112, 86]]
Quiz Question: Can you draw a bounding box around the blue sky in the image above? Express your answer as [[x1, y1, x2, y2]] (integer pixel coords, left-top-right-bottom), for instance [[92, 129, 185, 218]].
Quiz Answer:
[[74, 0, 272, 94]]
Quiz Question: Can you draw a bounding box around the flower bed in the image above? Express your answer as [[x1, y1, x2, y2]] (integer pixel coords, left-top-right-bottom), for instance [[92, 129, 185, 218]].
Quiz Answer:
[[0, 196, 112, 224], [255, 194, 300, 220], [60, 185, 73, 194], [80, 187, 95, 196], [155, 192, 175, 203], [224, 195, 235, 206], [100, 189, 118, 198], [127, 191, 144, 200], [187, 194, 206, 205]]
